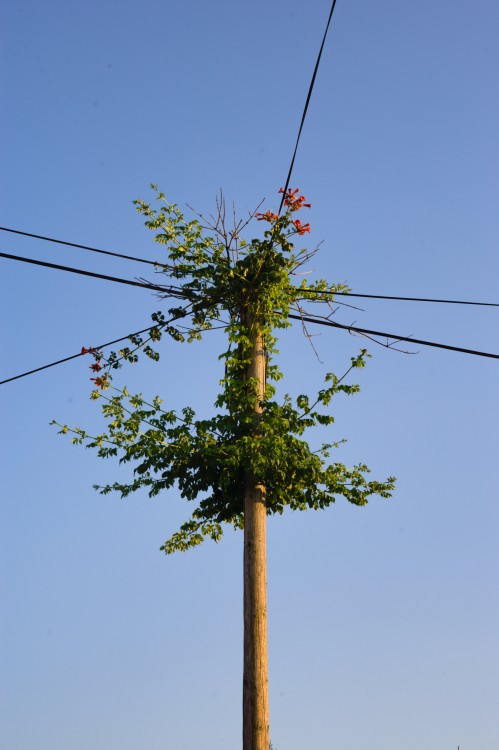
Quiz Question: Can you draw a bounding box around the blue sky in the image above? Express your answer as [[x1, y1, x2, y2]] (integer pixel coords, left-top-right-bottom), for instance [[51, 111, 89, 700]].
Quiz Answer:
[[1, 1, 498, 748]]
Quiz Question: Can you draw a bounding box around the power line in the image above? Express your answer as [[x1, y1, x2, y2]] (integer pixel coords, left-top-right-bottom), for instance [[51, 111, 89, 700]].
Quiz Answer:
[[296, 288, 499, 308], [0, 226, 158, 267], [5, 244, 495, 308], [3, 307, 498, 387], [0, 325, 165, 386], [0, 251, 191, 298], [289, 312, 499, 360], [2, 252, 498, 371], [279, 0, 339, 213]]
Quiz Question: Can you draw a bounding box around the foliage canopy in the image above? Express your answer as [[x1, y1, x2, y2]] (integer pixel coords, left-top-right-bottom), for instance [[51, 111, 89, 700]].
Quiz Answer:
[[53, 187, 395, 552]]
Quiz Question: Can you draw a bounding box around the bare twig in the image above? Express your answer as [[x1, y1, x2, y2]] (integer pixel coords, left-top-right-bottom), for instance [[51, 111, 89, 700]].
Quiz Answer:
[[291, 302, 324, 362]]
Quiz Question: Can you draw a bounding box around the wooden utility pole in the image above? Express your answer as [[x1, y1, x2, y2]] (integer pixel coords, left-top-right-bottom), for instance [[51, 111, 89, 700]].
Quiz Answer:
[[242, 313, 269, 750]]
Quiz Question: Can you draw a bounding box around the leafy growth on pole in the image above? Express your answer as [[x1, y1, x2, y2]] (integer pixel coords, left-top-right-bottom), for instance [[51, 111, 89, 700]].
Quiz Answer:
[[53, 187, 395, 552]]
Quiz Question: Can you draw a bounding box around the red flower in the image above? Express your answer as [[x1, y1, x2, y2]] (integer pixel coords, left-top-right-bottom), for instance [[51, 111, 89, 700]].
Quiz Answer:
[[90, 375, 108, 389], [292, 219, 311, 235], [255, 210, 279, 222], [89, 362, 103, 372], [279, 187, 311, 212], [81, 346, 100, 356]]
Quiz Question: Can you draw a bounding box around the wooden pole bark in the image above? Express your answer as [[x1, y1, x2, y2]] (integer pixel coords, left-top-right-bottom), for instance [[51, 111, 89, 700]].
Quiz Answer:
[[243, 315, 269, 750]]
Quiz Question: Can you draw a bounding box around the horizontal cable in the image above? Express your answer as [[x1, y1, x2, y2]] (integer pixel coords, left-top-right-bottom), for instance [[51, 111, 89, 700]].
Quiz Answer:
[[3, 227, 497, 308], [289, 312, 499, 360], [0, 226, 158, 266], [296, 288, 499, 308], [0, 227, 499, 307]]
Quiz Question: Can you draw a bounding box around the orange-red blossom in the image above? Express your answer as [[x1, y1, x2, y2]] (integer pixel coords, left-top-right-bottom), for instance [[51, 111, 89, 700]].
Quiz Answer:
[[292, 219, 310, 235], [255, 210, 279, 222], [255, 187, 312, 232], [82, 346, 106, 384], [90, 375, 109, 389], [279, 187, 311, 212]]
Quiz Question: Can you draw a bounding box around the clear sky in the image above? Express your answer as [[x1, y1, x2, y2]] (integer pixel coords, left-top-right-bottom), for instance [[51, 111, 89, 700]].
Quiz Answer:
[[1, 1, 498, 749]]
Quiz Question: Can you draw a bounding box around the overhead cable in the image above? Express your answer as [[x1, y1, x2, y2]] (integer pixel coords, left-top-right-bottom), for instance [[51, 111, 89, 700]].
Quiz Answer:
[[0, 251, 190, 298], [4, 246, 495, 308], [0, 226, 158, 266], [279, 0, 339, 213], [289, 312, 499, 360], [296, 288, 499, 308], [0, 323, 165, 386], [3, 308, 498, 387]]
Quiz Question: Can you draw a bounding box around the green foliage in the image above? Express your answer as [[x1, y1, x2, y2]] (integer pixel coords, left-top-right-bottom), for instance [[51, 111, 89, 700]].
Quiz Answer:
[[54, 187, 395, 553]]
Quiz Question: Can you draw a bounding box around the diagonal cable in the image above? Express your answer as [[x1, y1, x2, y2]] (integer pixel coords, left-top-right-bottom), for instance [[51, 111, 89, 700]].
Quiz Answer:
[[279, 0, 340, 213], [0, 251, 191, 298], [0, 324, 164, 386], [289, 312, 499, 360], [0, 226, 158, 266], [2, 309, 498, 387]]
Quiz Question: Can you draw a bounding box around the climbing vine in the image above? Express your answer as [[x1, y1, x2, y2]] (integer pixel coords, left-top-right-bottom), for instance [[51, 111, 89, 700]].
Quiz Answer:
[[53, 186, 395, 552]]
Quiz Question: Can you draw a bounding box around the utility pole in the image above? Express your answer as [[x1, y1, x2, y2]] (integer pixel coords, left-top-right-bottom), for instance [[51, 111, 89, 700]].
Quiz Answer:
[[242, 312, 269, 750], [67, 187, 395, 748]]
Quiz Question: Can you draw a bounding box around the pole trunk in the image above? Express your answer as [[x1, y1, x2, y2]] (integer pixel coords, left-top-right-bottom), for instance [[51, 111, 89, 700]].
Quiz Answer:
[[242, 315, 269, 750]]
